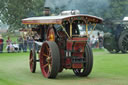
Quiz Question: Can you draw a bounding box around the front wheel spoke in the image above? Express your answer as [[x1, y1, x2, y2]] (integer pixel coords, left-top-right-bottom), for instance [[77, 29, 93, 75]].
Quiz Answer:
[[48, 64, 52, 72], [43, 54, 49, 57], [43, 63, 49, 68], [46, 46, 50, 52]]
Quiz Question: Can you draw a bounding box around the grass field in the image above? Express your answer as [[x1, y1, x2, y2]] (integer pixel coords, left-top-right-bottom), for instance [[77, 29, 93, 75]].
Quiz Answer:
[[0, 49, 128, 85]]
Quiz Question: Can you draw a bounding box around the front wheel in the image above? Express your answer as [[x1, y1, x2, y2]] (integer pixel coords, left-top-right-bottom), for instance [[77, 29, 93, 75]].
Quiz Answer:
[[40, 41, 60, 78], [73, 43, 93, 77]]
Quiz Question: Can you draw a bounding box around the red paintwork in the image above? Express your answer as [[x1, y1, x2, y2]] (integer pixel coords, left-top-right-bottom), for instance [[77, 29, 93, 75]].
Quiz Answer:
[[65, 58, 71, 68], [66, 37, 87, 51], [72, 37, 88, 41], [64, 37, 88, 69], [72, 63, 83, 68], [22, 19, 62, 24], [73, 42, 86, 52], [66, 41, 73, 50]]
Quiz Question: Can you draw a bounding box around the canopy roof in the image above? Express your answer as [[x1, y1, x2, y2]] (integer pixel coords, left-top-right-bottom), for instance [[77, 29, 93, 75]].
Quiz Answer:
[[22, 14, 103, 25]]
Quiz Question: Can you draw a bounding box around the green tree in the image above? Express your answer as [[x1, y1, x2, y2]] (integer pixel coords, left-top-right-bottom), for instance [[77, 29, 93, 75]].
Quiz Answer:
[[104, 0, 128, 20], [0, 0, 45, 31]]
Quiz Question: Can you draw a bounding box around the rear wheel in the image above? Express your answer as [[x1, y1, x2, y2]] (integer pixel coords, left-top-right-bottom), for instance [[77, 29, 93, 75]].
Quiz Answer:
[[40, 41, 60, 78], [73, 43, 93, 77], [29, 49, 36, 73], [118, 32, 128, 53]]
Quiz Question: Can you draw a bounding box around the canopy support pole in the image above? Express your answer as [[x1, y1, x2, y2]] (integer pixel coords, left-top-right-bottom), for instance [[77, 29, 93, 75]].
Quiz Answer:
[[89, 24, 97, 35], [60, 25, 71, 39]]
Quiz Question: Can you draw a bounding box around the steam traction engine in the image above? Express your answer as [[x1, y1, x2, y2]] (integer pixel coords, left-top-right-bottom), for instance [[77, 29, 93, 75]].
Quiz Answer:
[[103, 18, 128, 53], [22, 11, 103, 78]]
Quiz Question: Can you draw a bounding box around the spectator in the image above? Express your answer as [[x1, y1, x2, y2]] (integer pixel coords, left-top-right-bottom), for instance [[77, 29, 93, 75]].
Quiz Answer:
[[7, 43, 14, 52], [95, 38, 99, 48], [90, 35, 96, 48], [28, 36, 34, 51], [23, 36, 27, 52], [6, 36, 12, 44], [0, 35, 4, 53], [88, 34, 91, 46], [34, 33, 40, 51], [17, 36, 24, 52], [12, 42, 19, 52], [98, 32, 103, 49], [6, 37, 12, 53]]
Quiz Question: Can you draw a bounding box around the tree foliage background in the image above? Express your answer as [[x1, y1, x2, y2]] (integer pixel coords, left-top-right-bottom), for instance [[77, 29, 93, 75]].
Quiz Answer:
[[0, 0, 128, 31], [0, 0, 45, 31]]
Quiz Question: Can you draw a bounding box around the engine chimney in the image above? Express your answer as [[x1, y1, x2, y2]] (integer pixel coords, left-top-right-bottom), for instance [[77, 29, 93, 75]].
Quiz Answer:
[[43, 7, 50, 16]]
